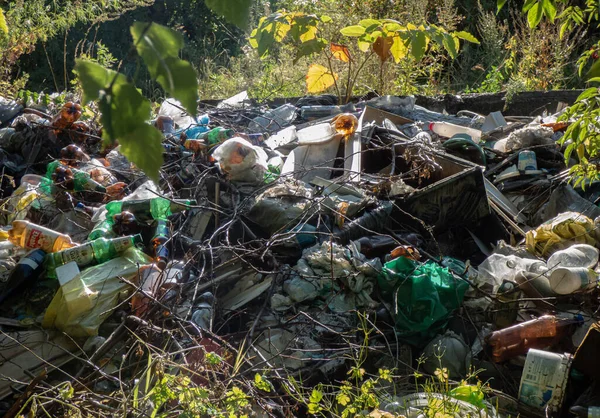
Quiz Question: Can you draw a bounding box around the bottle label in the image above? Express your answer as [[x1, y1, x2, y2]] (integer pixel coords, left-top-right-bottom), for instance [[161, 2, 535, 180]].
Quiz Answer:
[[60, 245, 95, 266], [24, 226, 61, 253], [113, 237, 133, 253]]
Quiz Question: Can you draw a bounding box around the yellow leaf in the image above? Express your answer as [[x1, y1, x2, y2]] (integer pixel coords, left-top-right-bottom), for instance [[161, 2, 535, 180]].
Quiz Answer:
[[306, 64, 338, 93], [300, 25, 317, 42], [390, 35, 408, 63], [330, 43, 351, 62], [358, 40, 371, 52]]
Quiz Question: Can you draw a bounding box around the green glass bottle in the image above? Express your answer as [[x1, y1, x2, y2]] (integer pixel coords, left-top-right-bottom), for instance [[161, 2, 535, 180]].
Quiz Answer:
[[198, 127, 235, 145], [45, 234, 142, 278], [105, 198, 196, 222], [88, 219, 117, 241], [150, 219, 170, 269]]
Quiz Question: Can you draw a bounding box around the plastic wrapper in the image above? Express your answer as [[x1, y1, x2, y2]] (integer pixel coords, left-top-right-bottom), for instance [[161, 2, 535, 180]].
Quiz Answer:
[[526, 212, 597, 257], [212, 137, 268, 184], [42, 248, 151, 337], [377, 257, 468, 341]]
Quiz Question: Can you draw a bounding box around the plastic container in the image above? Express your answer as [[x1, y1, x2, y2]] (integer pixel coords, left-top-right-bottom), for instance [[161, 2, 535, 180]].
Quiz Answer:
[[296, 123, 336, 145], [548, 267, 598, 295], [518, 150, 538, 170], [429, 121, 482, 142], [518, 349, 572, 415]]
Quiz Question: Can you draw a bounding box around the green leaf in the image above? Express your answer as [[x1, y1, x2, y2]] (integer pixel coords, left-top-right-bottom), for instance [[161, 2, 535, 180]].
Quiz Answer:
[[527, 2, 544, 28], [576, 87, 599, 102], [497, 0, 507, 13], [523, 0, 538, 12], [442, 33, 458, 59], [204, 0, 252, 30], [294, 38, 327, 63], [119, 124, 164, 184], [340, 25, 366, 37], [131, 22, 198, 118], [359, 19, 381, 28], [541, 0, 557, 22], [588, 77, 600, 83], [410, 31, 427, 61], [320, 15, 333, 23], [587, 58, 600, 79], [75, 59, 164, 182], [453, 31, 480, 44]]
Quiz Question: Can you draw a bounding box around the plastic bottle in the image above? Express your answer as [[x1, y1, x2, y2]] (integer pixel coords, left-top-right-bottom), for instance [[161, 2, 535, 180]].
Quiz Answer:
[[547, 244, 599, 269], [150, 219, 170, 269], [131, 264, 166, 316], [429, 122, 482, 142], [51, 102, 82, 132], [197, 127, 235, 145], [75, 202, 96, 217], [549, 267, 598, 295], [248, 103, 297, 133], [0, 249, 45, 303], [45, 234, 142, 278], [8, 220, 76, 253], [486, 315, 580, 362]]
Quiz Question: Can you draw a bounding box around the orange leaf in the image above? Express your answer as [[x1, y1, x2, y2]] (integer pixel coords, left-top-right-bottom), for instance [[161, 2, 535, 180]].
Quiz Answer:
[[330, 43, 351, 62], [372, 36, 394, 62], [306, 64, 338, 93]]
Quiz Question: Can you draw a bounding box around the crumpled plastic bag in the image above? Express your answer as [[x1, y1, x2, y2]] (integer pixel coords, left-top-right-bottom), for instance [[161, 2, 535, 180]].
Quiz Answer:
[[274, 241, 381, 312], [42, 248, 151, 338], [505, 124, 554, 152], [247, 179, 315, 234], [212, 137, 268, 184], [378, 257, 468, 341], [525, 211, 597, 257]]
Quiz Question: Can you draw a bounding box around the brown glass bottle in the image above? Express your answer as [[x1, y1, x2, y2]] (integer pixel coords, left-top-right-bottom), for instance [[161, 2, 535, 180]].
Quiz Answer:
[[486, 315, 579, 362]]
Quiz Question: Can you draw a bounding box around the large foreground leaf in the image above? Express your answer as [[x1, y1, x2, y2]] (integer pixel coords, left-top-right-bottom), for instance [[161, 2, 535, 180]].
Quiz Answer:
[[131, 22, 198, 118], [75, 59, 164, 182]]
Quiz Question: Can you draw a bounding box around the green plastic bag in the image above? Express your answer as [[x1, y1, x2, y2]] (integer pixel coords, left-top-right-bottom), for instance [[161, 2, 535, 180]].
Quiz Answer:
[[378, 257, 468, 341]]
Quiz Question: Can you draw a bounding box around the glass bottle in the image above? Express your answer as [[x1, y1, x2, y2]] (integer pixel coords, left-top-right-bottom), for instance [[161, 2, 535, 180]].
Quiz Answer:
[[45, 234, 142, 278]]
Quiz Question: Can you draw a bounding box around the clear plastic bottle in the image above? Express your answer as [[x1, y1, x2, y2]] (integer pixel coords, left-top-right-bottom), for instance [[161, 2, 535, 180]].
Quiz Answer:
[[8, 220, 76, 253]]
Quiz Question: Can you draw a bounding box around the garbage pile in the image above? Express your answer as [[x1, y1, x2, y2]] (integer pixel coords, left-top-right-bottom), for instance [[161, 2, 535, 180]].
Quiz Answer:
[[0, 91, 599, 417]]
